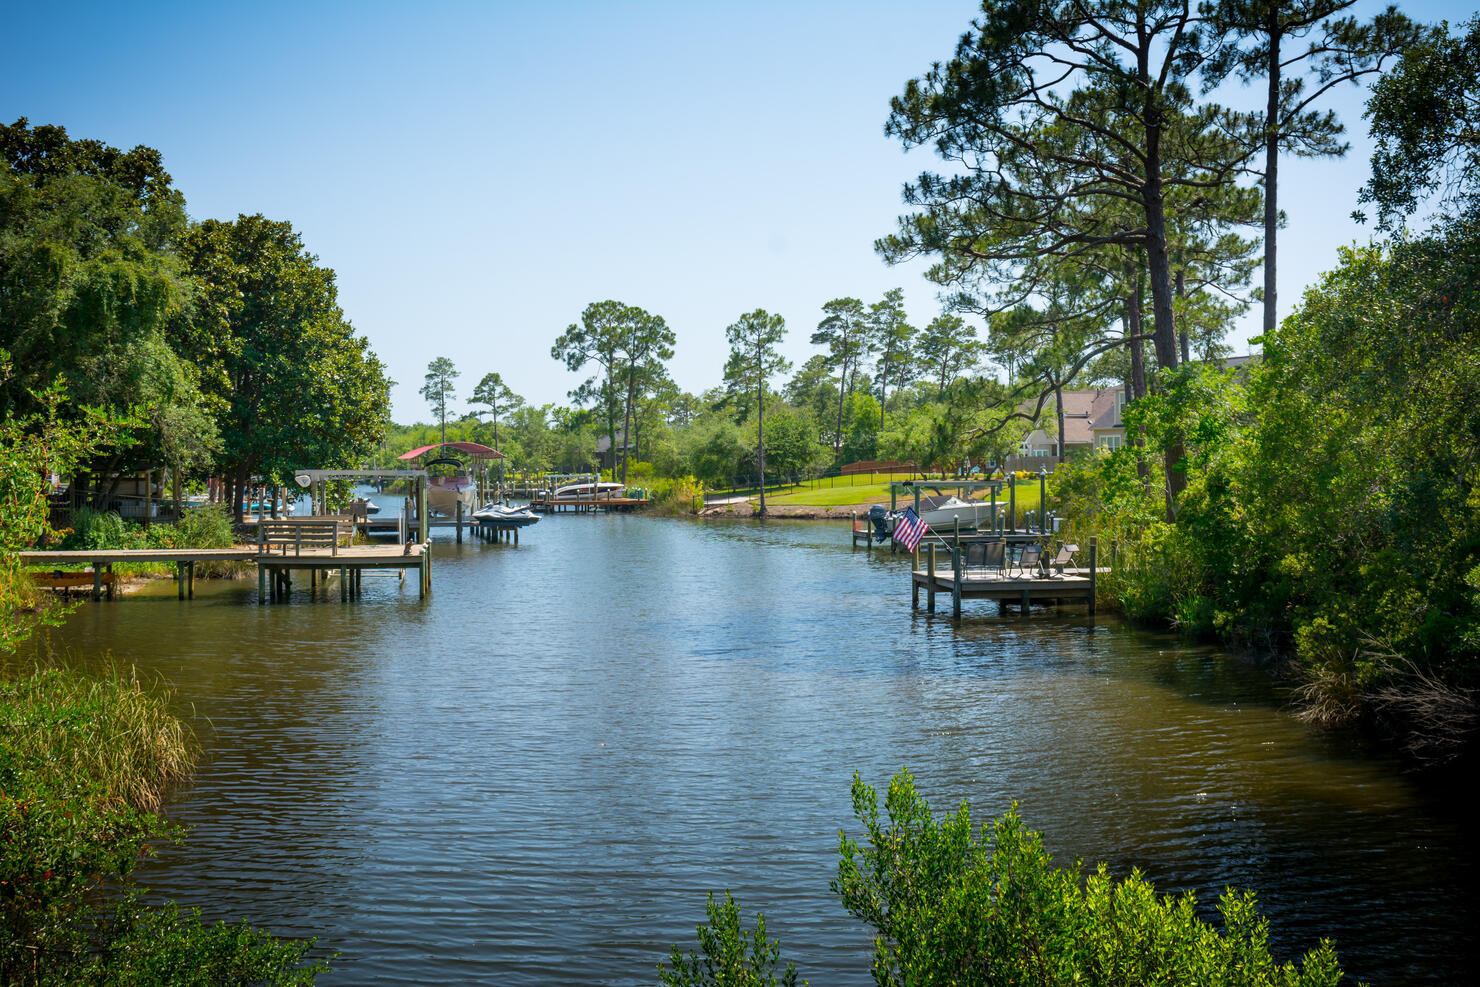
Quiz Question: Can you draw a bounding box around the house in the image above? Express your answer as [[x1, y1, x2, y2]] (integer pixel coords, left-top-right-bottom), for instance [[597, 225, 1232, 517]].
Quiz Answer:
[[1019, 388, 1127, 457]]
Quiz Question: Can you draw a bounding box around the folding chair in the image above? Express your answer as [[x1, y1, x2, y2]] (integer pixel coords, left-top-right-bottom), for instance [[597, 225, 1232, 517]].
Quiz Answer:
[[1011, 543, 1044, 578], [1046, 542, 1078, 576]]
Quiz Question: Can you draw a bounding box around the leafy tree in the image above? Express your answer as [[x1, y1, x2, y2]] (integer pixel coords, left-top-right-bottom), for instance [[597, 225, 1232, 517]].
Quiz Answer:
[[917, 312, 982, 399], [810, 297, 870, 463], [615, 307, 676, 483], [867, 288, 913, 421], [553, 301, 675, 482], [420, 357, 459, 446], [880, 3, 1259, 505], [1205, 1, 1423, 336], [1359, 15, 1480, 227], [171, 214, 391, 521], [469, 371, 522, 455], [723, 310, 790, 514], [0, 119, 218, 502]]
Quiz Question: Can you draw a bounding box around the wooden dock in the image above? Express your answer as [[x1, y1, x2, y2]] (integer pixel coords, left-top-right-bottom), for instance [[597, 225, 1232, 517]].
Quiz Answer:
[[529, 496, 649, 514], [18, 548, 258, 600], [256, 543, 430, 602], [17, 544, 432, 603], [906, 538, 1100, 619]]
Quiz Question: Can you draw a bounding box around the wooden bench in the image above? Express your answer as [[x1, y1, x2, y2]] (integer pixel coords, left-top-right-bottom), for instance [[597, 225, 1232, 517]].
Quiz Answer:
[[256, 516, 346, 556]]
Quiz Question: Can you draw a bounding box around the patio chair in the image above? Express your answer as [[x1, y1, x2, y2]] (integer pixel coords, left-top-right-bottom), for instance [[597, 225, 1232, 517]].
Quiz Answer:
[[1046, 543, 1079, 576], [1010, 543, 1044, 578]]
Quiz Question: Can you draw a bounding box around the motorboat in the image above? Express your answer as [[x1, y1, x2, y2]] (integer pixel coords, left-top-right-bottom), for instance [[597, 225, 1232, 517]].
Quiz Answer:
[[472, 502, 541, 527], [916, 493, 997, 531], [551, 480, 624, 501]]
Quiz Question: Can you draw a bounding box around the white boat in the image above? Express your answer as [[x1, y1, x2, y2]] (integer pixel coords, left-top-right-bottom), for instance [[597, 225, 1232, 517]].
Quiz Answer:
[[551, 480, 624, 501], [427, 476, 477, 517], [916, 494, 997, 531]]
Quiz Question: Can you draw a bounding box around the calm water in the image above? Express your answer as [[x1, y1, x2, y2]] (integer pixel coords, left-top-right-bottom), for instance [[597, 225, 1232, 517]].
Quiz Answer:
[[26, 515, 1478, 984]]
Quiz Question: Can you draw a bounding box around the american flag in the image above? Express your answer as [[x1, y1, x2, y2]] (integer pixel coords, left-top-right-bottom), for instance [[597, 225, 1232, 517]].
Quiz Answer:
[[892, 507, 929, 552]]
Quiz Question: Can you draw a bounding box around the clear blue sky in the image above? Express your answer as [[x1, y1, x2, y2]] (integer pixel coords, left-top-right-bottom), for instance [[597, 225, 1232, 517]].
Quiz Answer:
[[4, 1, 1467, 422]]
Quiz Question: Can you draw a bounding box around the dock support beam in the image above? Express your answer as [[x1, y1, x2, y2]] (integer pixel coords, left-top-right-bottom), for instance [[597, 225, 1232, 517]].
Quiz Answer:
[[1088, 537, 1098, 616], [927, 544, 937, 613]]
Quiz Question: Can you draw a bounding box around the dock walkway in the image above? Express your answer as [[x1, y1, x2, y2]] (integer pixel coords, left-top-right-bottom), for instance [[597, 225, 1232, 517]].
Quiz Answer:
[[17, 544, 431, 603]]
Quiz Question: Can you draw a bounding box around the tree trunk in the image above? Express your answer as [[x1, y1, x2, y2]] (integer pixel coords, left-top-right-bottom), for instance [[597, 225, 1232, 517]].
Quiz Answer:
[[1176, 268, 1190, 364], [1125, 289, 1149, 484], [1263, 15, 1281, 340], [834, 363, 847, 463], [1054, 385, 1065, 458], [756, 379, 767, 516], [620, 371, 634, 484], [1142, 108, 1185, 514]]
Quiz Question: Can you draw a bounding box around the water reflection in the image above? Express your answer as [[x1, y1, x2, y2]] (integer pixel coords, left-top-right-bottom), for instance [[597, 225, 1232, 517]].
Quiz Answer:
[[24, 516, 1478, 984]]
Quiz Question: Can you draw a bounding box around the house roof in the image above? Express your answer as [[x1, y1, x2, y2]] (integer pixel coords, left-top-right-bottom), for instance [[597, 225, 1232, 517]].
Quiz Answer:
[[1046, 389, 1122, 444]]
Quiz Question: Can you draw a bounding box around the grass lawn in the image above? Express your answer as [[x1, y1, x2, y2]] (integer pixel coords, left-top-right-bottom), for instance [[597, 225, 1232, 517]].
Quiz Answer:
[[735, 476, 1047, 516]]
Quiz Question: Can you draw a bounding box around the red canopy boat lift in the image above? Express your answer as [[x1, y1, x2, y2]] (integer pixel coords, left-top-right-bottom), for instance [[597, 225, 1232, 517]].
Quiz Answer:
[[393, 441, 510, 544]]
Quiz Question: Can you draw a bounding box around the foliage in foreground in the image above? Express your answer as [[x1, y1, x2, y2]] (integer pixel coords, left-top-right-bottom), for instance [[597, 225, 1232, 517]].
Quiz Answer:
[[0, 665, 325, 985], [659, 892, 804, 987], [663, 770, 1346, 987], [1050, 214, 1480, 753]]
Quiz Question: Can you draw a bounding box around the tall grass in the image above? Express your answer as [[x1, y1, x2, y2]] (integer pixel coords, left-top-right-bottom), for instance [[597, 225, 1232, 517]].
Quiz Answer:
[[0, 664, 194, 812], [647, 476, 705, 516]]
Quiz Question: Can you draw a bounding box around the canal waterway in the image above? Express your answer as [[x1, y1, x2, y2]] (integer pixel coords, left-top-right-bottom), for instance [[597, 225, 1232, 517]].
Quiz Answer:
[[26, 515, 1477, 984]]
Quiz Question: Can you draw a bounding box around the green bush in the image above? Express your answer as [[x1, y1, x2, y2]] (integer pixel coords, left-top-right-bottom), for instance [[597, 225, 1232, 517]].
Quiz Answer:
[[664, 770, 1350, 987], [833, 770, 1345, 987], [659, 892, 805, 987], [647, 476, 706, 516]]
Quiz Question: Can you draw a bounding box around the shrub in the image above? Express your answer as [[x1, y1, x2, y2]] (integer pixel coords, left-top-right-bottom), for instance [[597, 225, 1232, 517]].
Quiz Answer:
[[833, 770, 1346, 987], [659, 892, 805, 987], [647, 476, 706, 516]]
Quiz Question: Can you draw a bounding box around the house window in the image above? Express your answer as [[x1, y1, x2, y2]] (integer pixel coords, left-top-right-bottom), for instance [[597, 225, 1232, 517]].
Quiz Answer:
[[1098, 435, 1123, 451]]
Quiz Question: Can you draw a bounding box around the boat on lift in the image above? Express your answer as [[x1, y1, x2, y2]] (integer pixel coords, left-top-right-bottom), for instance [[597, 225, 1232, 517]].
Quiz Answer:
[[396, 441, 506, 517], [551, 479, 625, 501]]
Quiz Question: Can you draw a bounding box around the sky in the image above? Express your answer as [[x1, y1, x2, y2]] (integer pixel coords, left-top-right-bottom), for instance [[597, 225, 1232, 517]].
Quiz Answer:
[[4, 0, 1470, 422]]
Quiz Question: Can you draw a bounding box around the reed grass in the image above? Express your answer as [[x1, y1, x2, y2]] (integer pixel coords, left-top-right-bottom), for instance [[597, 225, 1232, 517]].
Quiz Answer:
[[0, 664, 195, 813]]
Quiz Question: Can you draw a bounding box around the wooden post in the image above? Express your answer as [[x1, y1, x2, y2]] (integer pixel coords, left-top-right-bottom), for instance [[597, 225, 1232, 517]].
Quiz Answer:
[[1008, 481, 1016, 533], [890, 485, 897, 512], [418, 478, 429, 544], [258, 562, 267, 603], [952, 541, 963, 620], [177, 562, 185, 600], [1021, 585, 1031, 613], [1088, 536, 1098, 616], [991, 486, 997, 534], [92, 564, 102, 601], [456, 500, 464, 544], [1039, 468, 1047, 533], [340, 567, 348, 602], [927, 544, 937, 613], [143, 468, 153, 529], [188, 561, 194, 599]]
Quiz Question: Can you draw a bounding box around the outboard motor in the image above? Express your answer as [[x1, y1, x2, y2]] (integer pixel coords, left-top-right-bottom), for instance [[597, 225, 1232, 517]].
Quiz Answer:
[[869, 504, 892, 543]]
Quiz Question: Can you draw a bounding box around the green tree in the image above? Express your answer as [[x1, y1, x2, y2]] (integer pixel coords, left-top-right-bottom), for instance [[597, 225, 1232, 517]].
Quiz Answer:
[[723, 310, 790, 515], [868, 288, 913, 421], [172, 215, 391, 521], [1205, 1, 1422, 336], [0, 119, 220, 504], [469, 371, 522, 455], [881, 3, 1259, 505], [917, 312, 981, 399], [1359, 15, 1480, 227], [615, 306, 676, 483], [810, 297, 869, 463], [659, 891, 805, 987], [420, 357, 459, 446]]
